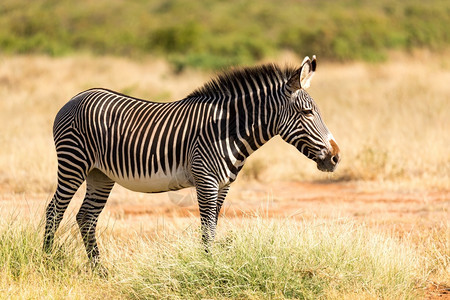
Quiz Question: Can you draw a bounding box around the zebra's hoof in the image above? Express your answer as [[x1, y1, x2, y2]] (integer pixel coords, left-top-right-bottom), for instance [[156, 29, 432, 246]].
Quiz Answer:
[[96, 265, 109, 278], [90, 261, 109, 278]]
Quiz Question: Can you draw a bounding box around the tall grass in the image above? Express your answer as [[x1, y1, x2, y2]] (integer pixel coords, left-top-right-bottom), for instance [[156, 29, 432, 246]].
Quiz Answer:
[[112, 219, 423, 299], [1, 215, 447, 299], [0, 217, 117, 298]]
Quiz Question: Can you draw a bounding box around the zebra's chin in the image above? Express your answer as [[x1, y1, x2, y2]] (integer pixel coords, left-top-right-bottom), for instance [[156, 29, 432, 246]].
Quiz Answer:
[[317, 161, 338, 172]]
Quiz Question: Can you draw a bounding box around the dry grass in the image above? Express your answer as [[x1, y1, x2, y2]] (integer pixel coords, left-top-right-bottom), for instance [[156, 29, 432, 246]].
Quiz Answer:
[[0, 52, 449, 193], [2, 213, 447, 299]]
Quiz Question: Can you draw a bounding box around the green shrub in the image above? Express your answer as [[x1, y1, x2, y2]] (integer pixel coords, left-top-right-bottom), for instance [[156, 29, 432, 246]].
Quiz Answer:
[[0, 0, 449, 69]]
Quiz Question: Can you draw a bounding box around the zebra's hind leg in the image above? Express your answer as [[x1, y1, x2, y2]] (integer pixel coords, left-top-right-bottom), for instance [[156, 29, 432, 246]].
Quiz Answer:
[[76, 169, 114, 269], [44, 165, 87, 254]]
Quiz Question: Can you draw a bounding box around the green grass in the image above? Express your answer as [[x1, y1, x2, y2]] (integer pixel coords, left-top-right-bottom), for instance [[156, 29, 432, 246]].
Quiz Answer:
[[2, 215, 447, 299], [1, 0, 450, 69]]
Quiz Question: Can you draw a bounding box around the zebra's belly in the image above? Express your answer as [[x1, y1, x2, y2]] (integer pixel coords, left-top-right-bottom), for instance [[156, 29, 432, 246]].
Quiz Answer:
[[101, 169, 194, 193]]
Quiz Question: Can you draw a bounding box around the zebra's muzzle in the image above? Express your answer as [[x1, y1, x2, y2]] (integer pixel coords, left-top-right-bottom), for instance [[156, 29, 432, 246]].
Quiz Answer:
[[316, 140, 340, 172]]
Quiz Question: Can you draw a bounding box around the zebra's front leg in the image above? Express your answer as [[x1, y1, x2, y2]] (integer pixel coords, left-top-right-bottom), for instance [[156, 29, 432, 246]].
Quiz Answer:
[[215, 185, 230, 226], [195, 178, 219, 248]]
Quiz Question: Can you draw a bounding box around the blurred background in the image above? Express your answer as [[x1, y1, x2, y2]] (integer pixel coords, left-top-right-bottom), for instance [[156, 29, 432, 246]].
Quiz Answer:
[[1, 0, 449, 70]]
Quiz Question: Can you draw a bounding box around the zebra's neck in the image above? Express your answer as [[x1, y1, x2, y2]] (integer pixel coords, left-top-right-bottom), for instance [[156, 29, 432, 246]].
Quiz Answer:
[[185, 64, 293, 163], [228, 95, 279, 157]]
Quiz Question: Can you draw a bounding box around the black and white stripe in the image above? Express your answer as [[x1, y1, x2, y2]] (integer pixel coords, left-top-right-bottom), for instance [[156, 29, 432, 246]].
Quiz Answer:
[[44, 56, 340, 264]]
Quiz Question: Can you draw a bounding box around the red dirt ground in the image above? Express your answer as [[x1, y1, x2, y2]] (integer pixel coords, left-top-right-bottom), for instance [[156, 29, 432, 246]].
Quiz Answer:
[[107, 181, 449, 232]]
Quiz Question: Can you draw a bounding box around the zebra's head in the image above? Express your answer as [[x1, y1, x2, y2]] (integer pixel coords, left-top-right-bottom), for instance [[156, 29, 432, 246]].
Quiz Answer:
[[278, 56, 340, 172]]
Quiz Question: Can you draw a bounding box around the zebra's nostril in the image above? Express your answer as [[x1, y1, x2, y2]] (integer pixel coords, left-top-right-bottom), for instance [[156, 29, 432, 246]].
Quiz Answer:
[[331, 155, 339, 165]]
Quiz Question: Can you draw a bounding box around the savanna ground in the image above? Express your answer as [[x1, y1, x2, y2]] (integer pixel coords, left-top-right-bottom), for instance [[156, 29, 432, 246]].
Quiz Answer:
[[0, 52, 449, 299]]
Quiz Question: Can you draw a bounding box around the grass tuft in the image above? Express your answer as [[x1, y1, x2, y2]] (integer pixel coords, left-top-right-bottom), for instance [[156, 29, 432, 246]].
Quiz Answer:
[[106, 218, 428, 299]]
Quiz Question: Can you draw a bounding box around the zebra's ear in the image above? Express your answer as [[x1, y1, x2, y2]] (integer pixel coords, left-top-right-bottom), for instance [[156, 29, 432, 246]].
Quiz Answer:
[[287, 55, 317, 91], [299, 55, 316, 89]]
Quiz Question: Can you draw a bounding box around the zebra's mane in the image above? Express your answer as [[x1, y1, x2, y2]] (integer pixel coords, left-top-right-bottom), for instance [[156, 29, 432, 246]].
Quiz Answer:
[[187, 64, 296, 99]]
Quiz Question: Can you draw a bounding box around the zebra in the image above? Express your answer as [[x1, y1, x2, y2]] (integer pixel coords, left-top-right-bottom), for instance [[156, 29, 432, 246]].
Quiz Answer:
[[43, 55, 340, 266]]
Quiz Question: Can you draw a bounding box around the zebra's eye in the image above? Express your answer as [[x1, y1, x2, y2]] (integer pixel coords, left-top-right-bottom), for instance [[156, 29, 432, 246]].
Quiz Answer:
[[303, 109, 313, 117]]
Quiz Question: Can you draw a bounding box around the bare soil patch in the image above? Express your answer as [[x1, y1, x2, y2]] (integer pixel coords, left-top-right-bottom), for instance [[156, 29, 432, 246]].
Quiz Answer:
[[105, 182, 449, 232]]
